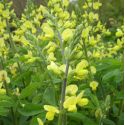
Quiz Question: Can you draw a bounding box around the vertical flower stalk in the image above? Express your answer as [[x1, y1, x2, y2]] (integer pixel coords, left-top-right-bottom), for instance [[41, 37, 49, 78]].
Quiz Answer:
[[57, 29, 69, 125], [58, 60, 69, 125]]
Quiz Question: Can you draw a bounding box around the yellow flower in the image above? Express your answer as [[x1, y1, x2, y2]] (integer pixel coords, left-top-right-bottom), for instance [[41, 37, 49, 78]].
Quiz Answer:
[[10, 63, 18, 75], [38, 5, 49, 15], [63, 21, 72, 28], [115, 29, 123, 37], [44, 105, 59, 121], [63, 96, 77, 112], [44, 42, 57, 53], [0, 70, 10, 84], [0, 38, 5, 48], [89, 36, 97, 46], [66, 84, 78, 95], [64, 91, 89, 111], [47, 61, 61, 75], [24, 51, 33, 59], [82, 28, 90, 38], [77, 98, 89, 107], [93, 51, 101, 58], [42, 23, 54, 40], [0, 89, 6, 95], [89, 12, 99, 21], [37, 118, 44, 125], [76, 91, 89, 107], [47, 52, 56, 61], [0, 3, 4, 11], [90, 66, 96, 74], [74, 69, 89, 80], [62, 29, 73, 42], [76, 59, 88, 71], [90, 81, 99, 91], [63, 0, 69, 7], [2, 10, 10, 18], [93, 2, 102, 10], [23, 21, 33, 29], [59, 64, 72, 74], [95, 108, 103, 118]]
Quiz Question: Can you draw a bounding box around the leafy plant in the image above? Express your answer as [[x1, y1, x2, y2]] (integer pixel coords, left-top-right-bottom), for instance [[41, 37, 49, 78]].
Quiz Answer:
[[0, 0, 123, 125]]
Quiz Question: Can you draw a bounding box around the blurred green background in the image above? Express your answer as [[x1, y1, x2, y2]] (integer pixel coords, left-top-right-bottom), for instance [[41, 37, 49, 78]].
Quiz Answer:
[[9, 0, 123, 25]]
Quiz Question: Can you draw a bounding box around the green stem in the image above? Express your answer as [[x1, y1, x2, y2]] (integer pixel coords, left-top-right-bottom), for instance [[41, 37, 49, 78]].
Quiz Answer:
[[82, 39, 93, 80], [58, 61, 69, 125]]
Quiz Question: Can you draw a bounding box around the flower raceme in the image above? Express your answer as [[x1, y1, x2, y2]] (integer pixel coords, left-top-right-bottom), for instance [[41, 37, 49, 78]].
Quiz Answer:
[[44, 105, 59, 121]]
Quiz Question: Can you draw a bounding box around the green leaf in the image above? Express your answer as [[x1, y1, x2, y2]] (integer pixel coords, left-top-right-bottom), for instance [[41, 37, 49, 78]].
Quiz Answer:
[[0, 107, 9, 116], [67, 112, 98, 125], [20, 83, 39, 99], [43, 87, 56, 105], [102, 118, 115, 125], [18, 103, 43, 116], [0, 95, 15, 108], [102, 69, 121, 82]]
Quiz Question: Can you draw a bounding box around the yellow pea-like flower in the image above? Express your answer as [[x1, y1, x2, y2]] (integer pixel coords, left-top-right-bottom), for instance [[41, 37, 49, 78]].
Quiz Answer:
[[38, 5, 48, 15], [59, 64, 72, 74], [47, 52, 56, 61], [115, 29, 123, 37], [0, 70, 10, 84], [63, 21, 72, 28], [62, 29, 73, 42], [47, 61, 61, 75], [44, 105, 59, 121], [10, 63, 18, 75], [63, 0, 69, 7], [2, 10, 10, 18], [42, 23, 54, 39], [93, 2, 102, 10], [74, 69, 89, 80], [95, 108, 103, 118], [76, 91, 89, 107], [63, 96, 77, 112], [77, 98, 89, 107], [0, 3, 4, 11], [76, 59, 88, 71], [37, 118, 44, 125], [89, 12, 99, 21], [0, 38, 5, 48], [66, 84, 78, 96], [90, 81, 99, 91], [0, 89, 6, 95], [93, 51, 101, 58], [23, 21, 33, 29], [82, 28, 90, 38], [89, 36, 97, 46], [90, 66, 96, 74]]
